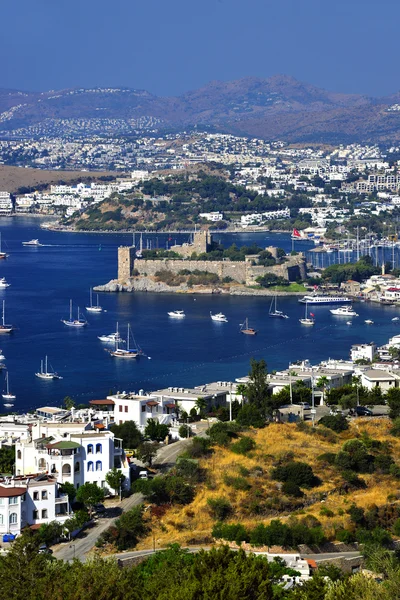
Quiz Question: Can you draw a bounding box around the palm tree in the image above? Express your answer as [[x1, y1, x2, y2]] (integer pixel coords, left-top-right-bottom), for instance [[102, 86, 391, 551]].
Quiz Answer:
[[316, 376, 329, 405], [195, 397, 207, 416]]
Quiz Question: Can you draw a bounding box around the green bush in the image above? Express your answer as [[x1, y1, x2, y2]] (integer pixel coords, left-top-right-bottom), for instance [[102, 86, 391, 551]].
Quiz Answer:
[[281, 481, 304, 498], [231, 436, 256, 455], [207, 497, 233, 520], [318, 415, 349, 433], [336, 529, 356, 543], [271, 461, 320, 488], [236, 404, 266, 428], [223, 475, 251, 491], [212, 522, 249, 543], [317, 452, 337, 465]]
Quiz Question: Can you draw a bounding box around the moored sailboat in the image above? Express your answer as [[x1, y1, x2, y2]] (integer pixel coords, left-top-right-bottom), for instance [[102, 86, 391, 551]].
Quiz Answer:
[[62, 300, 87, 327], [299, 302, 315, 326], [86, 288, 103, 313], [240, 318, 257, 335], [0, 300, 14, 334], [2, 372, 15, 401], [35, 356, 62, 380], [108, 324, 142, 359], [269, 295, 289, 319]]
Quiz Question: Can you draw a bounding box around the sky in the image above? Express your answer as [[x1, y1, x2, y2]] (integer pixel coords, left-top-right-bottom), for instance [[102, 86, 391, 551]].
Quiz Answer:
[[1, 0, 399, 97]]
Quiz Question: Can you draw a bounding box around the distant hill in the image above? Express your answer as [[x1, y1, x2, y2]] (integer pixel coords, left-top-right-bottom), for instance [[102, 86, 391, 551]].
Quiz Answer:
[[0, 76, 399, 143]]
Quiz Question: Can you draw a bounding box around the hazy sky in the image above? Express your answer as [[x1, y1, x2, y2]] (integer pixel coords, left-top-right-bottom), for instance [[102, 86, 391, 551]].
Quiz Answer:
[[1, 0, 399, 96]]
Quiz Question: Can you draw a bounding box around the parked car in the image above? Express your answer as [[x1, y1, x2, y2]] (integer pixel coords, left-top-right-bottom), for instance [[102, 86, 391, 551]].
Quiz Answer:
[[355, 406, 373, 416], [138, 470, 148, 480], [38, 544, 53, 554]]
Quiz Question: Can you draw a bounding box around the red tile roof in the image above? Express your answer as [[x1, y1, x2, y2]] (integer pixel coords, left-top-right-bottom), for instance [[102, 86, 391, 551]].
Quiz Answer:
[[0, 486, 26, 497], [89, 399, 115, 406], [146, 401, 159, 407]]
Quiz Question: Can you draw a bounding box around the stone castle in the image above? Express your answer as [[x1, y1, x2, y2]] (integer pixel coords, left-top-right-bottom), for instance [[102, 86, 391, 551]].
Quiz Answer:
[[118, 231, 306, 287]]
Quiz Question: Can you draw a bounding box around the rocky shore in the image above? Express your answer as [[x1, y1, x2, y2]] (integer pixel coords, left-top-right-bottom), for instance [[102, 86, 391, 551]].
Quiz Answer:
[[93, 277, 306, 296]]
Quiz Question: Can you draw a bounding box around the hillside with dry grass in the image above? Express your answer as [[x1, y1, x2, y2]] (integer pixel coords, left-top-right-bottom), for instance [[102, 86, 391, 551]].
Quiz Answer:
[[136, 419, 400, 551]]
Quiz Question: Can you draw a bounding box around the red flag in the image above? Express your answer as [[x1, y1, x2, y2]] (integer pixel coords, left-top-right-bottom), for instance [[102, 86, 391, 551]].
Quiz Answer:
[[292, 228, 301, 237], [310, 313, 315, 317]]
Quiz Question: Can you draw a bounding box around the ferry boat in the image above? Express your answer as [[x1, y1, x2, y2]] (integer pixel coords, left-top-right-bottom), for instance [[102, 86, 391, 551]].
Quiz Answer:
[[299, 295, 351, 305], [22, 239, 42, 246], [269, 295, 289, 319], [330, 305, 359, 316], [168, 310, 185, 319], [210, 312, 228, 323], [240, 318, 257, 335], [61, 300, 87, 327]]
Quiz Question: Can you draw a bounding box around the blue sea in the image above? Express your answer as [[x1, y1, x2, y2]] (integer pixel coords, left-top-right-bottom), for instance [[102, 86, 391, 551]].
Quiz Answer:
[[0, 217, 398, 413]]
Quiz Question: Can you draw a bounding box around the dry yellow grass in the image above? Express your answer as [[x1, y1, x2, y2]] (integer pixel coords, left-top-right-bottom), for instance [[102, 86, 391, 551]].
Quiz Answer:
[[0, 165, 117, 193], [137, 419, 400, 550]]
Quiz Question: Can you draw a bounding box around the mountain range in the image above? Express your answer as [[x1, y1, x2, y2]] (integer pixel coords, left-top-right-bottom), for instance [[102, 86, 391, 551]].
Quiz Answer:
[[1, 75, 400, 143]]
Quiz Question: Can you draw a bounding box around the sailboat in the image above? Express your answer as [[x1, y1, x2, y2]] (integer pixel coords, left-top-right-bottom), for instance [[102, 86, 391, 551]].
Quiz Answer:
[[61, 300, 87, 327], [240, 318, 257, 335], [2, 372, 15, 401], [0, 301, 14, 334], [299, 302, 315, 326], [108, 324, 142, 359], [35, 356, 62, 380], [0, 233, 8, 259], [86, 288, 103, 313], [269, 296, 289, 319]]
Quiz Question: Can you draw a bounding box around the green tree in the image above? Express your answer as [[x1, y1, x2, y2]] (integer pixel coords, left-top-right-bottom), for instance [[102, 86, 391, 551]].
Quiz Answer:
[[316, 376, 329, 403], [38, 520, 63, 546], [59, 481, 76, 504], [144, 419, 170, 442], [178, 424, 191, 438], [75, 482, 105, 517], [136, 442, 159, 467], [386, 388, 400, 419], [63, 396, 75, 410], [239, 359, 274, 417], [110, 420, 143, 449], [0, 445, 15, 473], [105, 467, 126, 497]]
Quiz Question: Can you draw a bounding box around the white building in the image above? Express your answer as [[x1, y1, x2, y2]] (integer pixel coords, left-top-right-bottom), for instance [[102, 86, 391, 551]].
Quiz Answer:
[[0, 474, 71, 538], [0, 192, 13, 215], [199, 212, 224, 222], [360, 369, 400, 391], [351, 343, 377, 363]]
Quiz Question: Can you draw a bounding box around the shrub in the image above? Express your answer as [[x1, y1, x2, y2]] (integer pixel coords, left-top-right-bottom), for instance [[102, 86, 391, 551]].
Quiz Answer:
[[271, 461, 320, 488], [178, 424, 191, 439], [207, 497, 233, 521], [335, 439, 374, 473], [336, 529, 356, 543], [231, 436, 256, 455], [212, 522, 249, 543], [355, 527, 393, 548], [281, 481, 304, 498], [320, 506, 334, 518], [390, 463, 400, 478], [317, 452, 337, 465], [318, 415, 349, 433], [208, 422, 240, 447], [393, 518, 400, 536], [347, 504, 365, 525], [223, 475, 251, 491], [236, 405, 266, 428], [374, 454, 394, 474]]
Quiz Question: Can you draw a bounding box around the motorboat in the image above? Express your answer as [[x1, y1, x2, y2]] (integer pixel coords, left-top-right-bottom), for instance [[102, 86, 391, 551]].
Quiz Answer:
[[108, 324, 142, 359], [365, 319, 374, 325], [3, 403, 13, 408], [168, 310, 185, 318], [35, 356, 62, 380], [98, 322, 125, 343], [86, 288, 103, 313], [22, 239, 42, 246], [299, 295, 351, 305], [299, 302, 315, 326], [0, 350, 6, 361], [210, 312, 228, 322], [62, 300, 87, 327], [346, 321, 352, 325], [330, 305, 359, 316], [392, 317, 400, 322], [0, 300, 14, 334], [0, 278, 10, 289], [240, 318, 257, 335], [269, 295, 289, 319], [2, 372, 15, 401]]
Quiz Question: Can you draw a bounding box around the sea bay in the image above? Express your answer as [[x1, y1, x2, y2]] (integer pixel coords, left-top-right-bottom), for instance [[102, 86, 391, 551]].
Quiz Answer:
[[0, 216, 398, 413]]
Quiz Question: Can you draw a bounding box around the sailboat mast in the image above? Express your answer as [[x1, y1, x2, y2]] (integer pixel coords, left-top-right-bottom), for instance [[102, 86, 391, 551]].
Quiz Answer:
[[69, 299, 72, 321], [127, 324, 130, 352], [45, 356, 48, 375], [90, 288, 93, 308], [2, 300, 4, 327]]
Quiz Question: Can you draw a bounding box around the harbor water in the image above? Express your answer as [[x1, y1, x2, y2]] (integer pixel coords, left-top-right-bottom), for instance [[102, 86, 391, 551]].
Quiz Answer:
[[0, 217, 399, 413]]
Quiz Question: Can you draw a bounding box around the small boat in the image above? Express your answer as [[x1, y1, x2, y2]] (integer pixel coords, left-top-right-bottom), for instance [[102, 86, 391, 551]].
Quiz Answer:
[[269, 295, 289, 319], [0, 233, 8, 259], [0, 301, 14, 334], [62, 300, 87, 327], [330, 305, 359, 316], [98, 322, 125, 343], [22, 239, 42, 247], [392, 317, 400, 322], [35, 356, 62, 380], [108, 324, 142, 359], [2, 372, 15, 401], [365, 319, 374, 325], [0, 278, 10, 289], [3, 403, 13, 408], [168, 310, 185, 319], [299, 302, 315, 326], [240, 318, 257, 335], [86, 288, 103, 313], [210, 311, 228, 322], [346, 321, 352, 325], [0, 350, 6, 361]]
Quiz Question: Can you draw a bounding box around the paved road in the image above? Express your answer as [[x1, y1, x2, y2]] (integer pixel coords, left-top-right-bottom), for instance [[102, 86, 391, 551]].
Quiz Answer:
[[53, 439, 190, 562]]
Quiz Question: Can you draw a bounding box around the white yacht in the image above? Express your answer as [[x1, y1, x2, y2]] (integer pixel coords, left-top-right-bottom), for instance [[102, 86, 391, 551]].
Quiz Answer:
[[2, 372, 15, 401], [0, 278, 10, 289], [35, 356, 62, 380], [61, 300, 87, 327], [210, 312, 228, 322], [299, 302, 315, 326], [365, 319, 374, 325], [299, 295, 351, 305], [22, 239, 42, 246], [168, 310, 185, 319], [98, 322, 125, 343], [330, 305, 359, 316], [0, 350, 6, 361], [86, 288, 103, 313], [392, 317, 400, 322]]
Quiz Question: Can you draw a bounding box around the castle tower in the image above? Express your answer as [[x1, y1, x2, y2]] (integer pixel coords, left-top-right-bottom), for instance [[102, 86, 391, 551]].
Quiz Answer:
[[118, 246, 135, 281]]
